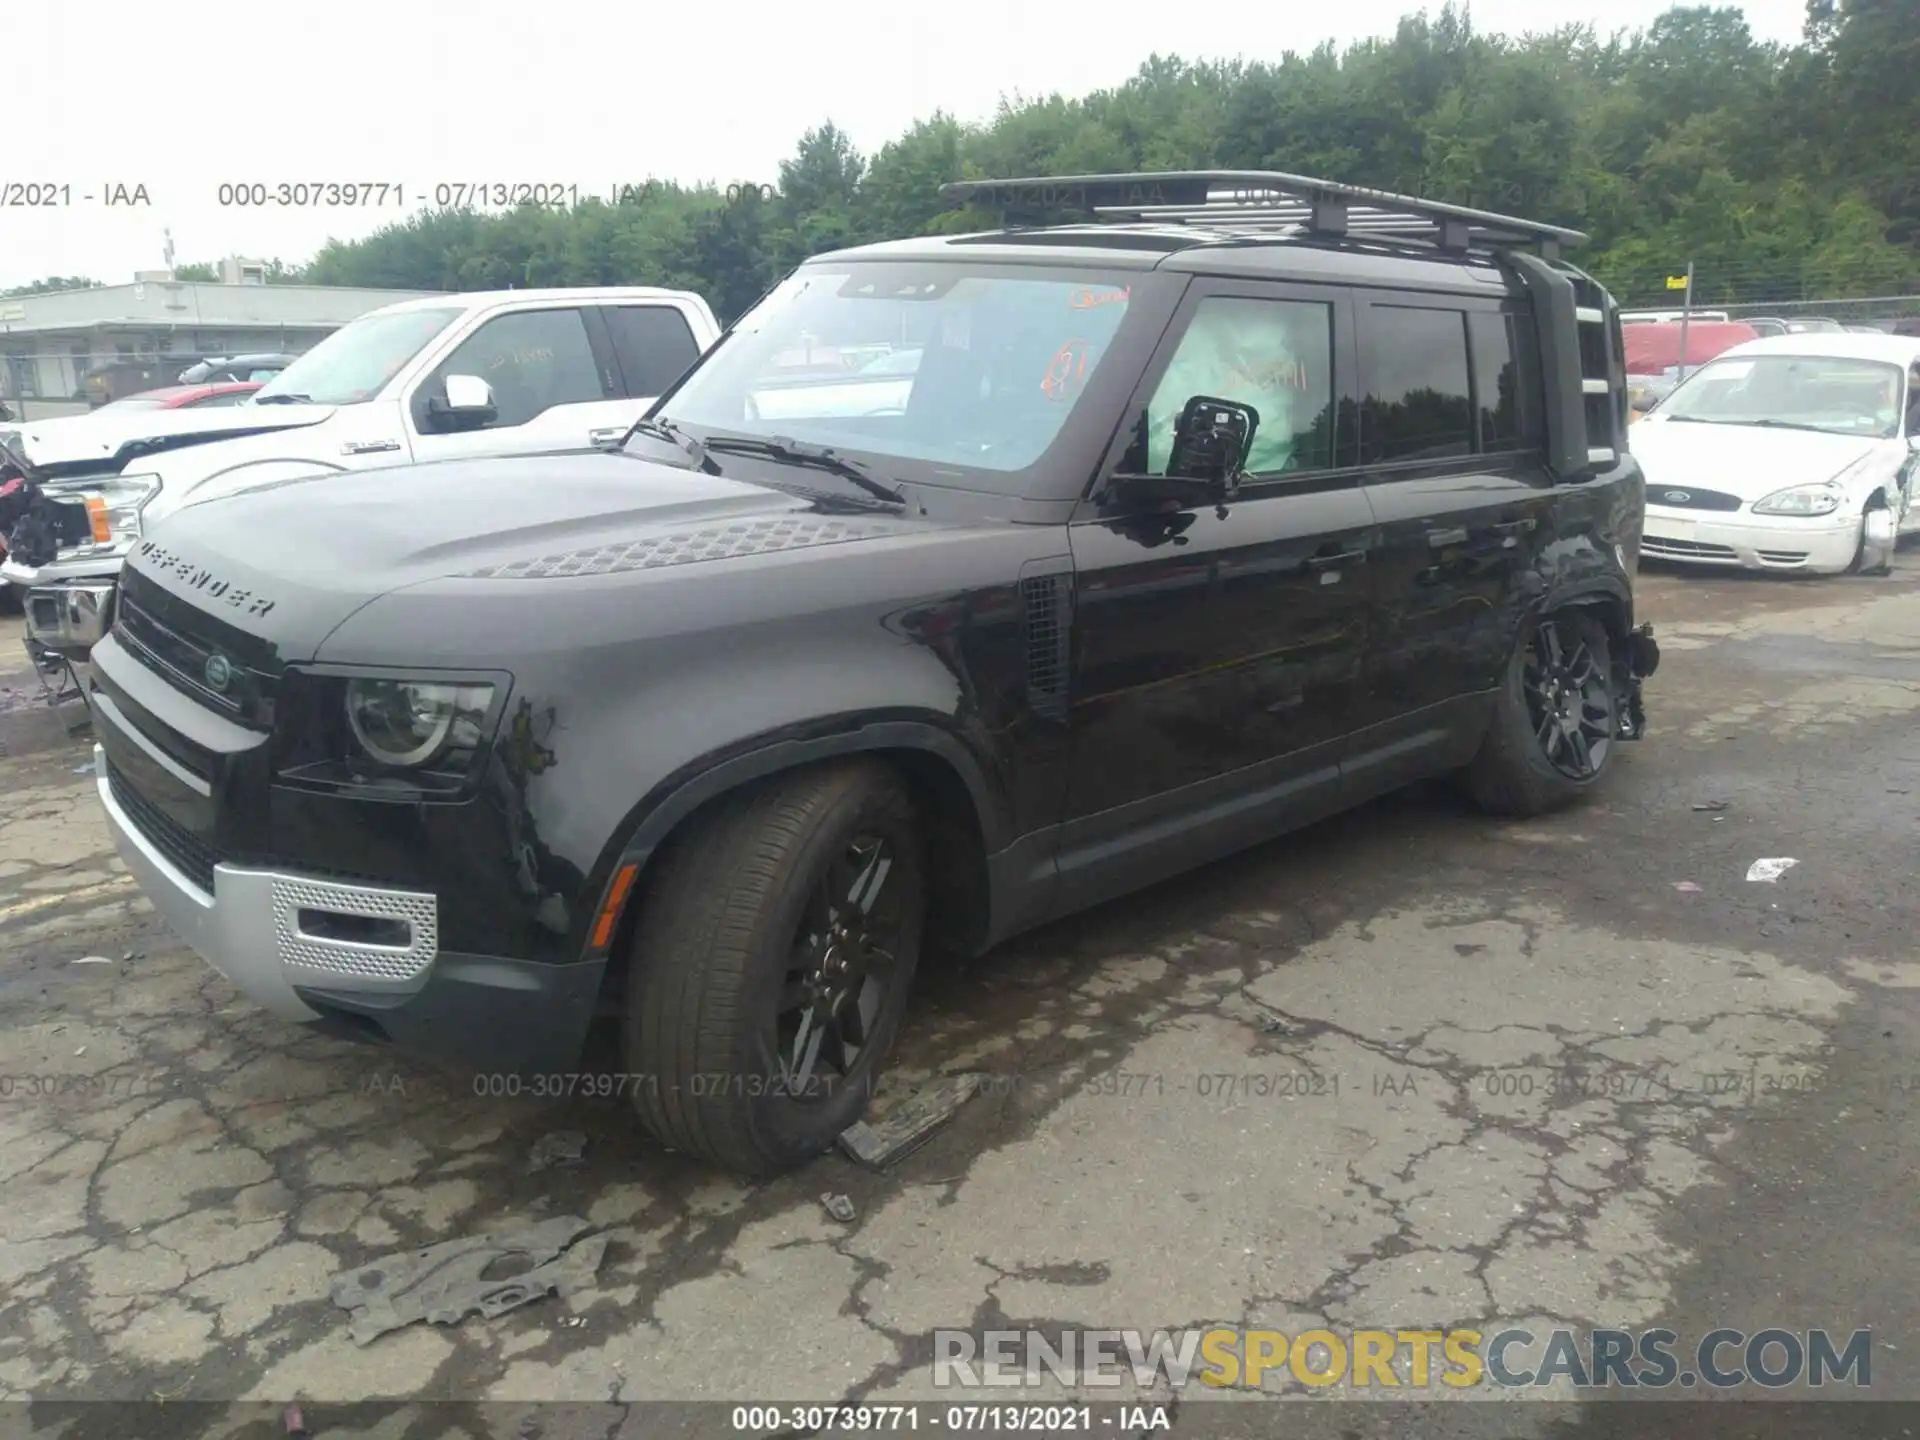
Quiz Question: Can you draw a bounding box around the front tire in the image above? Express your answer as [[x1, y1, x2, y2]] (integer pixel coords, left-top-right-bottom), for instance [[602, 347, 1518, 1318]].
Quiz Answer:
[[1464, 611, 1618, 818], [623, 760, 924, 1176], [1846, 502, 1895, 576]]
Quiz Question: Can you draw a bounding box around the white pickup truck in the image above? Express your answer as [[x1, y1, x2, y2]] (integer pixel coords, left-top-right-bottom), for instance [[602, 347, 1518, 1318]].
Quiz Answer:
[[3, 285, 721, 660]]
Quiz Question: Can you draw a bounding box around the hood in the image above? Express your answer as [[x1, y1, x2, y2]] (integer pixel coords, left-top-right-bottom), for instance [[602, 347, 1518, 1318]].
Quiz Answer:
[[124, 451, 921, 659], [0, 402, 337, 480], [1630, 418, 1885, 503]]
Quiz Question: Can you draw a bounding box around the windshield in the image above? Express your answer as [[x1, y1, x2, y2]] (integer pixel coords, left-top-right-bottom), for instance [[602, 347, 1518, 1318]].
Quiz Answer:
[[656, 263, 1141, 487], [1654, 353, 1905, 438], [252, 307, 463, 405]]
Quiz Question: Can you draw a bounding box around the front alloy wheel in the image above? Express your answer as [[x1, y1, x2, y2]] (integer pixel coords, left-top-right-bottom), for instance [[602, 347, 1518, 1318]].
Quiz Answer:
[[778, 834, 909, 1100], [624, 760, 924, 1175]]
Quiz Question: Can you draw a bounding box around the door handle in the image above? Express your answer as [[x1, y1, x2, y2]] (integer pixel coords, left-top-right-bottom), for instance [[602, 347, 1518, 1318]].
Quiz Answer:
[[588, 426, 626, 446], [1492, 518, 1536, 545], [1307, 548, 1367, 569]]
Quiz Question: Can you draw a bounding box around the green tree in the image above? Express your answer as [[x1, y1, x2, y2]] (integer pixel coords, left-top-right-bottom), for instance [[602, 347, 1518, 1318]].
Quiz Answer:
[[210, 0, 1919, 312], [2, 276, 102, 296]]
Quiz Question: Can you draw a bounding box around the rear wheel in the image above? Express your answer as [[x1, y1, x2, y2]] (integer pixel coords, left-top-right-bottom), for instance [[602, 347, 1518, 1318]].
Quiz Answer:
[[623, 760, 924, 1176], [1464, 611, 1618, 817]]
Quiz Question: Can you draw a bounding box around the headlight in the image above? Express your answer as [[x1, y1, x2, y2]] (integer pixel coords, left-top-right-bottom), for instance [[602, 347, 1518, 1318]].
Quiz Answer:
[[273, 668, 509, 799], [73, 472, 161, 553], [1750, 483, 1843, 517], [345, 678, 494, 768]]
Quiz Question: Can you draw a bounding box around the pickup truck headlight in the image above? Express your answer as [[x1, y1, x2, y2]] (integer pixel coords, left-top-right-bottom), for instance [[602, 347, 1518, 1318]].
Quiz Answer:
[[1750, 482, 1843, 517], [273, 668, 509, 799], [73, 472, 162, 553]]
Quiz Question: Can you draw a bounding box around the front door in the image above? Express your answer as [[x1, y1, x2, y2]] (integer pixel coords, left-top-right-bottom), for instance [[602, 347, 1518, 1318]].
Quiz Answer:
[[406, 305, 635, 461], [1054, 281, 1374, 912]]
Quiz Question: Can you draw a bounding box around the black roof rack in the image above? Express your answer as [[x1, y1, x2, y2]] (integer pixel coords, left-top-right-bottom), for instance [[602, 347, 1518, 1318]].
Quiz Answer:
[[939, 170, 1586, 260]]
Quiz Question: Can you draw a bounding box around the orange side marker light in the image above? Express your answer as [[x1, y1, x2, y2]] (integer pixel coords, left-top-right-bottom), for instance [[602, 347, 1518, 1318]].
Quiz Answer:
[[590, 862, 640, 950]]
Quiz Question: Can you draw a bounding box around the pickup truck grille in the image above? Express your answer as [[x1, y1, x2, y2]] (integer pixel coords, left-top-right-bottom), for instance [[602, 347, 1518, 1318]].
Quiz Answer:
[[106, 758, 220, 893]]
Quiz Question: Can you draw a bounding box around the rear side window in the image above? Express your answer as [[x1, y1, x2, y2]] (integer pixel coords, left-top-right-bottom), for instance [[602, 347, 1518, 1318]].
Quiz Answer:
[[604, 305, 701, 397], [1362, 306, 1474, 463], [1468, 311, 1543, 451]]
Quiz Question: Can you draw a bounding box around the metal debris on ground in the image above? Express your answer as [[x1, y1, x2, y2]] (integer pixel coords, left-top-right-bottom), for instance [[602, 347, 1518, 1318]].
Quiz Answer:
[[71, 955, 113, 966], [328, 1215, 608, 1345], [527, 1129, 587, 1172], [283, 1403, 310, 1436], [837, 1073, 984, 1170], [1746, 858, 1800, 884], [1673, 881, 1703, 893], [821, 1193, 857, 1223], [1691, 800, 1729, 812]]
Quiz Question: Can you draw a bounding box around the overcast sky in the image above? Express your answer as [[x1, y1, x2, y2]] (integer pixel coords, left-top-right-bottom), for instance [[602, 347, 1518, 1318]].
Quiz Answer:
[[2, 0, 1809, 290]]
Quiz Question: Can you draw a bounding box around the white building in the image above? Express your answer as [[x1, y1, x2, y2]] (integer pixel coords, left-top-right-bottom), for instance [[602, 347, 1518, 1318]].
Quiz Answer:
[[0, 263, 442, 413]]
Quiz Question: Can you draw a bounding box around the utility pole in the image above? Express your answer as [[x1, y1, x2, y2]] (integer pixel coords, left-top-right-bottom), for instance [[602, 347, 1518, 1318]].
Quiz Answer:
[[1674, 260, 1696, 383]]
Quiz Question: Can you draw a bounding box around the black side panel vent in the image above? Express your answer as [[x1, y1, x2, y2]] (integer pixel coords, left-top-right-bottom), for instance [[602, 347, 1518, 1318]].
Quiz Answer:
[[1020, 574, 1072, 723]]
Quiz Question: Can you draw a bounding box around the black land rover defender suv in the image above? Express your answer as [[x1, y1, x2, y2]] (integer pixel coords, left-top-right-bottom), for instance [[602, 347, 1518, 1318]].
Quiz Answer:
[[86, 172, 1657, 1176]]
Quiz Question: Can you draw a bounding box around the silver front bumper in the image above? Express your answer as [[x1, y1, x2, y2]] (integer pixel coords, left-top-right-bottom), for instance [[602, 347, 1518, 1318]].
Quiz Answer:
[[95, 745, 441, 1022], [26, 579, 116, 652]]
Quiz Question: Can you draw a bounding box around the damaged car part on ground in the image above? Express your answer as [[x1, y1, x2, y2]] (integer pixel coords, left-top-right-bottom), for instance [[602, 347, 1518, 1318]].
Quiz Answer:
[[84, 169, 1658, 1178]]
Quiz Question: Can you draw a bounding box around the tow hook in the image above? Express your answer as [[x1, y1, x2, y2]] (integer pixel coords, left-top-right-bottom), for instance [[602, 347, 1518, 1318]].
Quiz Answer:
[[1617, 623, 1657, 742]]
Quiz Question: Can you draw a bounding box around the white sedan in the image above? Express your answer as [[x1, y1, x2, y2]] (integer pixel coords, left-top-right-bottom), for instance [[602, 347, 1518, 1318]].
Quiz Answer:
[[1632, 334, 1920, 575]]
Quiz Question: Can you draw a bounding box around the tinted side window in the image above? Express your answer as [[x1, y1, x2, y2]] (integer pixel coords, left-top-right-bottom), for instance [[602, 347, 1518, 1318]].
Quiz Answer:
[[1468, 311, 1545, 451], [430, 308, 607, 428], [1363, 307, 1473, 463], [1135, 297, 1335, 477], [604, 306, 701, 397]]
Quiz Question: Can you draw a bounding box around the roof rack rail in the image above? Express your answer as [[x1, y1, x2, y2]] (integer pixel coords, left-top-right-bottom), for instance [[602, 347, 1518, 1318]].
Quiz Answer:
[[939, 170, 1587, 260]]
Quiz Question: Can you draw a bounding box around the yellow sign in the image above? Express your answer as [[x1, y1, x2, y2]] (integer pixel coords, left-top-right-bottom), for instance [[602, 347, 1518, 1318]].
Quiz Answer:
[[1665, 275, 1689, 290]]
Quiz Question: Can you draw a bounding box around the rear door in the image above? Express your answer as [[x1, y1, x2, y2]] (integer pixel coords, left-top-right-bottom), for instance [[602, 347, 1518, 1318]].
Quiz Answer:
[[1347, 291, 1554, 782], [404, 304, 632, 462]]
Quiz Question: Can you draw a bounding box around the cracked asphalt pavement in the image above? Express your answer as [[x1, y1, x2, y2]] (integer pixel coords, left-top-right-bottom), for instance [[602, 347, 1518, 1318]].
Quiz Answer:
[[3, 565, 1919, 1436]]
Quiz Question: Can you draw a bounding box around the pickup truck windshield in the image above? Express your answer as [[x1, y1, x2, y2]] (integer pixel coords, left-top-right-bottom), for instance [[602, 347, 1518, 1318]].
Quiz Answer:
[[657, 264, 1139, 486], [1658, 354, 1904, 438], [252, 307, 464, 406]]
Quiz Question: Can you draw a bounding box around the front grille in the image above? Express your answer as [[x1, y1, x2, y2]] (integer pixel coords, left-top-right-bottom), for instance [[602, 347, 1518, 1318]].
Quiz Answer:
[[106, 759, 219, 894], [1646, 487, 1744, 512], [113, 568, 278, 725], [1755, 550, 1810, 566], [1642, 537, 1739, 561]]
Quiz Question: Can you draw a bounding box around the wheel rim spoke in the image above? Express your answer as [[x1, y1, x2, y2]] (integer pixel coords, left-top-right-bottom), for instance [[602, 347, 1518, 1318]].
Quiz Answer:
[[787, 1011, 824, 1092], [1540, 623, 1564, 668], [844, 839, 892, 916]]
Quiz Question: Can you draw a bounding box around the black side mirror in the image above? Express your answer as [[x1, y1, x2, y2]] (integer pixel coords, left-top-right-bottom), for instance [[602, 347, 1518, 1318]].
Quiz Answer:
[[1105, 395, 1260, 511]]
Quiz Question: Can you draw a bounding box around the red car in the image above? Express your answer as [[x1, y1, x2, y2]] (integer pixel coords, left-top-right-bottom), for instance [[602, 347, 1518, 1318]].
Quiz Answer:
[[95, 381, 263, 412]]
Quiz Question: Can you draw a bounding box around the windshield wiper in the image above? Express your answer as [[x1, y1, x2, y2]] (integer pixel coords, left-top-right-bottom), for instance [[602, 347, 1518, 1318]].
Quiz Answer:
[[253, 392, 311, 405], [699, 435, 907, 506], [624, 416, 716, 472], [1738, 417, 1859, 435]]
